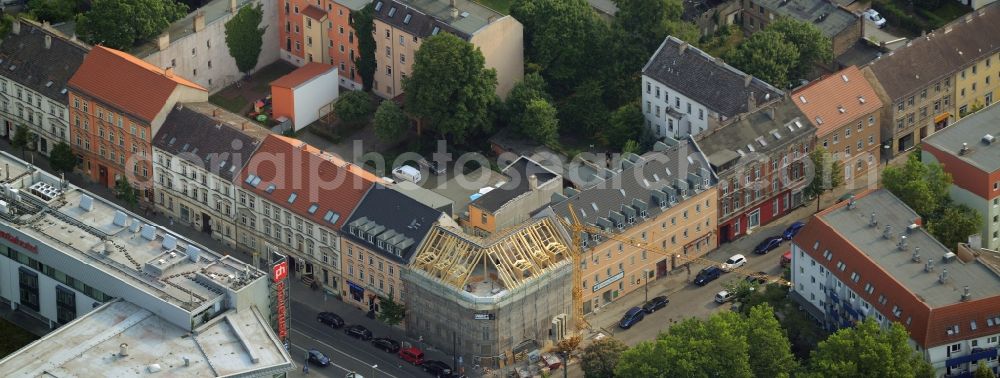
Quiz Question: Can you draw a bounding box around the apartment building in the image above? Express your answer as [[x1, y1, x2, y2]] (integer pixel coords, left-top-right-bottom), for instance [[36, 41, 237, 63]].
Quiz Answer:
[[464, 156, 561, 237], [793, 66, 883, 187], [741, 0, 861, 58], [152, 105, 261, 249], [135, 0, 280, 94], [341, 184, 448, 313], [545, 139, 718, 314], [862, 4, 1000, 157], [279, 0, 369, 90], [695, 98, 815, 244], [641, 36, 783, 139], [67, 46, 208, 194], [371, 0, 523, 99], [0, 19, 87, 156], [922, 103, 1000, 251], [237, 134, 378, 292], [791, 189, 1000, 377]]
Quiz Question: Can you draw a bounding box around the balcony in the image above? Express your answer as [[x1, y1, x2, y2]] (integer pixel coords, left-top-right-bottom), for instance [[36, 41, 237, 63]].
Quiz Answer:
[[947, 347, 998, 368]]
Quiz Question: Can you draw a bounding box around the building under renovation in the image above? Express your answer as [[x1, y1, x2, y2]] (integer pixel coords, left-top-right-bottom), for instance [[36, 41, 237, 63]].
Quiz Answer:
[[403, 216, 572, 370]]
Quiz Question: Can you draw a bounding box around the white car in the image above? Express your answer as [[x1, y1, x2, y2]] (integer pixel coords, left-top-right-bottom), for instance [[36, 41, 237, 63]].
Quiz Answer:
[[720, 254, 747, 272], [715, 290, 735, 303], [864, 9, 887, 28]]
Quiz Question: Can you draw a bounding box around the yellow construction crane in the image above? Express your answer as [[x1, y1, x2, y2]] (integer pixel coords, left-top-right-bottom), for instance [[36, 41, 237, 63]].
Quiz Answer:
[[561, 204, 791, 331]]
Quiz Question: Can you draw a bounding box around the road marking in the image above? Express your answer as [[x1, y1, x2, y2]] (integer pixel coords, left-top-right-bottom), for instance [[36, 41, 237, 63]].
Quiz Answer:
[[289, 326, 400, 378], [290, 344, 350, 376]]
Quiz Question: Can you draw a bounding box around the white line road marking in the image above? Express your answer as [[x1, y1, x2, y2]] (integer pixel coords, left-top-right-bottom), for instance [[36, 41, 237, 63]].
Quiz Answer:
[[290, 344, 350, 376], [289, 326, 400, 378]]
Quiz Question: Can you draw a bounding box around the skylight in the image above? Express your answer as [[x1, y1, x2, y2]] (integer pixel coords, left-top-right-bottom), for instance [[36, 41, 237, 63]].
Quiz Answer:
[[324, 211, 335, 222], [403, 14, 412, 24], [431, 26, 440, 35], [250, 176, 261, 187], [388, 7, 396, 17], [244, 174, 257, 185], [265, 183, 276, 194], [308, 203, 319, 214], [287, 192, 297, 204], [374, 1, 382, 11]]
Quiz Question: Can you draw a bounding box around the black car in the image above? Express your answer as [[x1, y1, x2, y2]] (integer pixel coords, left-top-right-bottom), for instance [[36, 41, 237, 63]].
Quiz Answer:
[[344, 324, 373, 340], [317, 312, 344, 328], [641, 296, 670, 313], [371, 337, 401, 353], [307, 349, 331, 366], [422, 360, 453, 377], [745, 271, 769, 285], [753, 236, 784, 255], [693, 266, 722, 286]]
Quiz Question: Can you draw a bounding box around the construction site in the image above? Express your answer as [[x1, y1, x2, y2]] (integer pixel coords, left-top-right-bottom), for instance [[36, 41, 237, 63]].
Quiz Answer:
[[403, 217, 573, 370]]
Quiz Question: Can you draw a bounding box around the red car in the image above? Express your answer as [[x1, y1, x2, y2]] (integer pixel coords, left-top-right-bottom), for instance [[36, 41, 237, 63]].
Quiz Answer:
[[399, 347, 425, 365], [781, 251, 792, 268]]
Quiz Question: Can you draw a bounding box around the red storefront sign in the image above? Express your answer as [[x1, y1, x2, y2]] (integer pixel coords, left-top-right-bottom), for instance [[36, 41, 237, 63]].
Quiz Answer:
[[273, 261, 288, 282], [276, 280, 287, 340], [0, 230, 37, 253]]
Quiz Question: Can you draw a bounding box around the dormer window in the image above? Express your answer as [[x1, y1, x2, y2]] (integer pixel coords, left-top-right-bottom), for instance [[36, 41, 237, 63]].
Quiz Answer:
[[374, 1, 382, 11], [307, 203, 319, 214]]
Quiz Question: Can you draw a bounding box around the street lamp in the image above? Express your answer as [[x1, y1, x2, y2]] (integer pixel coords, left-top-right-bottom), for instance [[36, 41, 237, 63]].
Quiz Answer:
[[371, 364, 377, 378], [643, 269, 651, 303], [882, 144, 891, 168]]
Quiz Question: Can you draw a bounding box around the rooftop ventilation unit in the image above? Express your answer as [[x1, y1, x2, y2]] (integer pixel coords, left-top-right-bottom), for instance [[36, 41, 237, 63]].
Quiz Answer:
[[162, 234, 177, 250], [960, 142, 969, 155], [912, 247, 921, 262], [870, 212, 878, 227], [983, 134, 995, 145], [938, 268, 949, 284], [961, 286, 971, 301], [113, 210, 128, 227], [942, 251, 957, 263], [897, 235, 908, 250], [925, 258, 935, 272], [79, 194, 94, 212], [186, 245, 201, 263], [140, 224, 156, 241], [882, 224, 893, 239]]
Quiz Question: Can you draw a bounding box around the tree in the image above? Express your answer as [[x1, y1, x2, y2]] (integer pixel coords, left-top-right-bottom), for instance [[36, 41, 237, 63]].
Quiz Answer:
[[28, 0, 80, 23], [882, 152, 951, 218], [746, 304, 796, 378], [377, 296, 406, 326], [11, 125, 30, 156], [622, 140, 640, 155], [766, 18, 832, 80], [503, 72, 550, 128], [521, 99, 559, 145], [807, 319, 933, 378], [612, 0, 684, 53], [607, 103, 645, 151], [115, 177, 139, 208], [334, 91, 373, 126], [511, 0, 608, 94], [581, 338, 627, 378], [0, 14, 14, 39], [49, 142, 77, 173], [724, 30, 800, 88], [224, 3, 266, 75], [403, 33, 497, 144], [374, 100, 407, 142], [975, 360, 997, 378], [558, 79, 609, 143], [76, 0, 188, 50], [928, 204, 981, 251], [615, 311, 752, 378], [351, 3, 377, 92], [804, 147, 843, 212]]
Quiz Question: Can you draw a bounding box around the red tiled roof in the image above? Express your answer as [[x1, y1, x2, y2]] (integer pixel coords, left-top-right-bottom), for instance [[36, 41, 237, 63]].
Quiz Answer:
[[270, 62, 337, 89], [68, 46, 205, 122], [302, 5, 328, 21], [793, 188, 1000, 348], [238, 135, 378, 229], [792, 66, 883, 137]]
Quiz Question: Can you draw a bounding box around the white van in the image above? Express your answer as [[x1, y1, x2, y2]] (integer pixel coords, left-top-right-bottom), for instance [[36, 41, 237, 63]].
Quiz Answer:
[[392, 165, 422, 184]]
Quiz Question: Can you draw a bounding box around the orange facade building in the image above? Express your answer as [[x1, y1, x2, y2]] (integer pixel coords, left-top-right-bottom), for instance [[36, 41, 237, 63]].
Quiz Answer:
[[67, 46, 207, 195], [279, 0, 366, 90]]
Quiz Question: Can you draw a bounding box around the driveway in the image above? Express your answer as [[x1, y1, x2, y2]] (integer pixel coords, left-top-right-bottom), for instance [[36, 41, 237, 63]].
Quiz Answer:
[[864, 19, 908, 50]]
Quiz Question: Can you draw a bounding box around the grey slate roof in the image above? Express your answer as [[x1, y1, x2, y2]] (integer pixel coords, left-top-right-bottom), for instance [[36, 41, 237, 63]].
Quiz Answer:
[[373, 0, 503, 39], [548, 139, 716, 239], [0, 21, 88, 104], [923, 103, 1000, 173], [695, 99, 814, 171], [755, 0, 857, 39], [867, 4, 1000, 100], [471, 156, 559, 213], [642, 36, 783, 118], [153, 106, 260, 181], [343, 184, 443, 264]]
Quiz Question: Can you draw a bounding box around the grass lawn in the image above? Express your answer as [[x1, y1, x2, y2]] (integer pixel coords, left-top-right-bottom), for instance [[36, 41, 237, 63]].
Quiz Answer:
[[474, 0, 512, 14], [0, 318, 39, 358], [208, 93, 248, 115], [250, 61, 297, 92]]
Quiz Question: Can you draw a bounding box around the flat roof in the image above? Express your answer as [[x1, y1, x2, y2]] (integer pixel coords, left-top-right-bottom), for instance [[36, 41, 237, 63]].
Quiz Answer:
[[0, 300, 293, 377], [133, 0, 255, 57], [820, 189, 1000, 308], [922, 102, 1000, 173], [756, 0, 857, 39], [0, 150, 263, 313]]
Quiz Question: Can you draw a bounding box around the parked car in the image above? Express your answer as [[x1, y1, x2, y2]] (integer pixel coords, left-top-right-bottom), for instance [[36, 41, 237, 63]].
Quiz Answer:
[[864, 9, 887, 28], [618, 307, 645, 329], [392, 165, 422, 183], [693, 266, 723, 286], [782, 221, 805, 240], [344, 325, 373, 340], [317, 312, 344, 328], [753, 236, 784, 255], [781, 251, 792, 267], [422, 360, 454, 377], [715, 290, 735, 303], [399, 347, 425, 365], [642, 296, 670, 313], [307, 349, 331, 366], [745, 271, 769, 285], [720, 254, 747, 272], [371, 337, 401, 353], [418, 158, 447, 175]]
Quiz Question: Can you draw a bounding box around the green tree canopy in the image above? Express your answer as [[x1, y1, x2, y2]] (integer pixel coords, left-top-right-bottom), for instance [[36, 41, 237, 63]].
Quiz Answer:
[[882, 152, 952, 218], [581, 338, 628, 378], [76, 0, 189, 50], [334, 91, 374, 126], [767, 18, 833, 79], [28, 0, 80, 23], [521, 99, 559, 145], [403, 33, 497, 143], [351, 3, 377, 91], [975, 360, 997, 378], [616, 311, 752, 378], [503, 72, 550, 128], [725, 29, 799, 88], [115, 177, 139, 208], [511, 0, 608, 94], [806, 319, 934, 378], [49, 141, 77, 173], [928, 204, 982, 251], [374, 100, 407, 142], [224, 3, 265, 75], [376, 296, 405, 326], [804, 146, 844, 211], [747, 304, 797, 378], [607, 103, 645, 151], [11, 125, 30, 154], [557, 79, 609, 144]]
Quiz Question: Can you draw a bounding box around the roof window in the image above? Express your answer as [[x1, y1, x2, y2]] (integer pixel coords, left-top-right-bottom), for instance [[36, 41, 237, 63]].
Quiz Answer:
[[403, 14, 412, 24], [388, 7, 396, 17], [308, 203, 319, 214], [374, 1, 382, 11], [265, 183, 276, 194], [288, 192, 297, 204]]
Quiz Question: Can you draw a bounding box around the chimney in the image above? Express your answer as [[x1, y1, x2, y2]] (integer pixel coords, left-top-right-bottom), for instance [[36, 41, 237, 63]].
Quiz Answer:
[[451, 7, 460, 19], [960, 142, 969, 155], [882, 224, 893, 239], [194, 12, 206, 32], [44, 35, 52, 49], [925, 258, 934, 272], [450, 0, 457, 6], [870, 212, 877, 227], [961, 286, 971, 301], [230, 0, 238, 13], [679, 42, 689, 54], [766, 107, 775, 120], [164, 67, 175, 78], [897, 234, 908, 250], [528, 174, 538, 191], [747, 91, 757, 112], [11, 19, 20, 35], [744, 74, 752, 88], [119, 343, 129, 357], [912, 247, 921, 262], [157, 33, 170, 51], [938, 268, 949, 283]]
